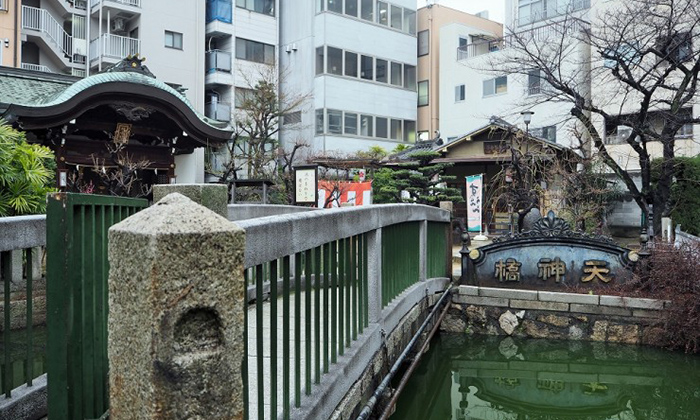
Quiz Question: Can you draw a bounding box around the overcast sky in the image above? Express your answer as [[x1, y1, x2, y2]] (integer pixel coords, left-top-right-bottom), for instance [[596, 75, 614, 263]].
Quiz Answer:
[[416, 0, 506, 24]]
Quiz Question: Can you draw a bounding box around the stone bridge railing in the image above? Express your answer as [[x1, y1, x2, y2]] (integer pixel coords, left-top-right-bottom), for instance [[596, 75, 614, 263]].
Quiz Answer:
[[108, 187, 452, 420]]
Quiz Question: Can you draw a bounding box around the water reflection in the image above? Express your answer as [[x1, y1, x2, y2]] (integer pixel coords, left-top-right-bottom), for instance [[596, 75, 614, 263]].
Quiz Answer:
[[391, 334, 700, 420]]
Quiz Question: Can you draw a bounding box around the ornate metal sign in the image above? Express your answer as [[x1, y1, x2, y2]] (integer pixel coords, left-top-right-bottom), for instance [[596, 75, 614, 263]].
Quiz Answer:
[[467, 211, 638, 290], [113, 123, 132, 144]]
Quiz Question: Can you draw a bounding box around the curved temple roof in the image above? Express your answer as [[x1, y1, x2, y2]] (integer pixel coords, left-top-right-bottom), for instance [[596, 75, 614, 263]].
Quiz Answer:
[[0, 56, 233, 146]]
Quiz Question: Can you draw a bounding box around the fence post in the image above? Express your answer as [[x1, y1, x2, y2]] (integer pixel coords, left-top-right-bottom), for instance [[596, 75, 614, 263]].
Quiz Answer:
[[107, 193, 245, 419], [419, 220, 427, 282], [366, 228, 382, 323]]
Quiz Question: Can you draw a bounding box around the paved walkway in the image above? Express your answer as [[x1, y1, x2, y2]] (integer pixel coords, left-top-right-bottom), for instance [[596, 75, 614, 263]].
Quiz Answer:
[[247, 288, 357, 419]]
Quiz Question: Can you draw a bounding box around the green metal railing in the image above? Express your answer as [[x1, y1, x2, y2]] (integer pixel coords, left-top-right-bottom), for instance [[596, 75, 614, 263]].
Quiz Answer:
[[46, 193, 147, 420], [244, 233, 369, 420], [381, 222, 420, 307], [1, 247, 44, 398], [427, 222, 450, 279]]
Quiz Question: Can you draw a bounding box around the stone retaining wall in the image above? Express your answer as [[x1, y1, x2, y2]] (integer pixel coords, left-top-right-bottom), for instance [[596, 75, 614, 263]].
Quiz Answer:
[[442, 286, 669, 346], [329, 292, 439, 420]]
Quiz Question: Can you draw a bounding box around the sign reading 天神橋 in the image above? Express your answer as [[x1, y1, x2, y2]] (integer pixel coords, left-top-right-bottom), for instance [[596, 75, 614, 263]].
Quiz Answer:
[[466, 211, 639, 290]]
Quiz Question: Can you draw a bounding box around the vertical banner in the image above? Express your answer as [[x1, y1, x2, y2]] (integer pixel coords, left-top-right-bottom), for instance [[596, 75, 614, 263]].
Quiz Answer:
[[466, 174, 483, 232]]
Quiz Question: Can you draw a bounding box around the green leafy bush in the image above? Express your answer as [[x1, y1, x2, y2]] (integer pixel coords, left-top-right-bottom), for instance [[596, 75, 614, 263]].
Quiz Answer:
[[0, 122, 55, 216]]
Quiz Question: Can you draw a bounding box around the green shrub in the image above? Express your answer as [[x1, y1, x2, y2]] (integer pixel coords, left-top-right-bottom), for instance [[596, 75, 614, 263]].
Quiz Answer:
[[0, 122, 55, 216]]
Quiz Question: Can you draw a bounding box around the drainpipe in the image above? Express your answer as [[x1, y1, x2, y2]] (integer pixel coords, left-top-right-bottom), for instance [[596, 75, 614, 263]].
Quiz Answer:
[[86, 0, 90, 76], [356, 287, 452, 420], [98, 1, 102, 72], [13, 0, 18, 67]]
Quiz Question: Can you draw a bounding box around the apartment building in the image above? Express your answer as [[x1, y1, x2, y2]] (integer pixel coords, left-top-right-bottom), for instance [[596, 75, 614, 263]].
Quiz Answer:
[[416, 4, 501, 142], [279, 0, 418, 155], [203, 0, 279, 180]]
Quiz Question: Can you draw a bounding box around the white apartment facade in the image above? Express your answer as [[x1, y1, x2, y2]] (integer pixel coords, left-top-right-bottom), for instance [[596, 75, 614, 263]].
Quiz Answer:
[[440, 0, 591, 147], [279, 0, 418, 155]]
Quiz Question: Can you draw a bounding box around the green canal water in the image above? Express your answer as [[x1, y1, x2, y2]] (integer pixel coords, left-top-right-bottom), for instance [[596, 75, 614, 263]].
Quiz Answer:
[[391, 334, 700, 420], [0, 325, 47, 390]]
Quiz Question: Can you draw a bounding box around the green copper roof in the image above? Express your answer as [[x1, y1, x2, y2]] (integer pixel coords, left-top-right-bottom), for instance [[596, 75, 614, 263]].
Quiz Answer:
[[0, 65, 229, 131], [0, 70, 74, 108]]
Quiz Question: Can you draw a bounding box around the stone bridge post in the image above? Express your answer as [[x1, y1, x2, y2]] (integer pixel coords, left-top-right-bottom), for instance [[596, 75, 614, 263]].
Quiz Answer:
[[107, 193, 245, 420]]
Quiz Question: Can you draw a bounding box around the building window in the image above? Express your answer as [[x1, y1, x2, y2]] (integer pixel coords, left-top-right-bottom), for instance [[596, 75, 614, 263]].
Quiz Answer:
[[532, 125, 556, 142], [164, 31, 183, 50], [459, 37, 468, 48], [236, 38, 275, 64], [404, 65, 416, 91], [327, 0, 342, 13], [328, 109, 343, 134], [375, 59, 388, 83], [345, 0, 358, 17], [418, 80, 429, 106], [404, 120, 416, 143], [483, 76, 507, 97], [360, 0, 373, 21], [455, 84, 465, 102], [527, 69, 542, 95], [377, 1, 388, 25], [284, 111, 302, 125], [327, 46, 343, 75], [361, 115, 374, 137], [316, 109, 325, 134], [517, 0, 589, 26], [390, 119, 402, 140], [236, 0, 275, 16], [603, 42, 640, 68], [361, 55, 373, 80], [345, 112, 358, 135], [390, 5, 402, 31], [678, 122, 694, 137], [234, 88, 254, 108], [345, 51, 358, 77], [656, 31, 692, 64], [418, 30, 429, 56], [390, 62, 402, 86], [404, 9, 416, 35], [316, 47, 324, 75], [376, 117, 388, 138]]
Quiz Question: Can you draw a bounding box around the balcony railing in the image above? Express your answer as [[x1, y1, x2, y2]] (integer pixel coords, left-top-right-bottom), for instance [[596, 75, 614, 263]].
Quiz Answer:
[[91, 0, 141, 7], [21, 63, 53, 73], [206, 49, 232, 73], [22, 6, 73, 58], [72, 68, 86, 77], [457, 39, 505, 60], [458, 19, 590, 62], [205, 101, 232, 122], [518, 0, 590, 26], [90, 33, 140, 60]]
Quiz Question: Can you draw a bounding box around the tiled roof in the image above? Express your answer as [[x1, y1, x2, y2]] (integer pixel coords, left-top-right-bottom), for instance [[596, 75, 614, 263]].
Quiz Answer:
[[0, 66, 228, 130], [0, 70, 75, 108]]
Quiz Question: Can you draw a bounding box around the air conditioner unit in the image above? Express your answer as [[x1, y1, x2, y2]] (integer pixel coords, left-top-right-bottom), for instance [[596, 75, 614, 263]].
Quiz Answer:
[[111, 18, 126, 33]]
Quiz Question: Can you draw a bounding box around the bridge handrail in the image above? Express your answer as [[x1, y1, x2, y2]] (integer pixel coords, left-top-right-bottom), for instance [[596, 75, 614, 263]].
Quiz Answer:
[[0, 214, 47, 403], [235, 203, 450, 269]]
